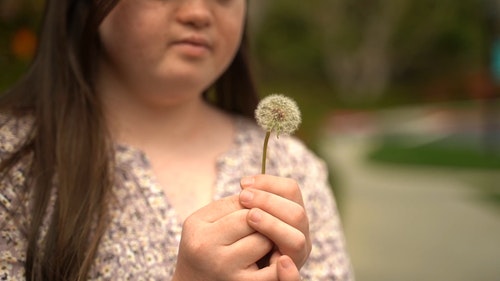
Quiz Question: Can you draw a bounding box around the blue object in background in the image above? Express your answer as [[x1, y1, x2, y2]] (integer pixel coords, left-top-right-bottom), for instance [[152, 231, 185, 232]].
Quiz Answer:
[[491, 38, 500, 84]]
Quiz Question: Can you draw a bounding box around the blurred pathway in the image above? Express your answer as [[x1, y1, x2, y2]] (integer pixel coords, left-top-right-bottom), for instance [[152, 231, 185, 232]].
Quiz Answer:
[[318, 105, 500, 281]]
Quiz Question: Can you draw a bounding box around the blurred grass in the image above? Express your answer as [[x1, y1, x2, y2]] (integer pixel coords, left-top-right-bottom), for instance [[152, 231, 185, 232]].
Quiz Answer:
[[367, 134, 500, 169]]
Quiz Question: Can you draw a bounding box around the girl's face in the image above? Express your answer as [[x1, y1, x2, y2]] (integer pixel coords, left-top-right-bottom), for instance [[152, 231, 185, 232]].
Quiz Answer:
[[98, 0, 246, 104]]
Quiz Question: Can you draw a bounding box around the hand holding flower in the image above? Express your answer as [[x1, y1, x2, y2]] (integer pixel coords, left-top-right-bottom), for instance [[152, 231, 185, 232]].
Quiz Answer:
[[240, 175, 311, 270], [240, 94, 309, 275]]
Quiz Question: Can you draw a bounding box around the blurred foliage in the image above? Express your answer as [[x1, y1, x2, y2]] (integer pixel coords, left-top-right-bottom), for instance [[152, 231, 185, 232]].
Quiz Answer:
[[367, 133, 500, 169], [252, 0, 492, 103], [248, 0, 497, 145], [252, 2, 325, 82], [0, 0, 43, 91]]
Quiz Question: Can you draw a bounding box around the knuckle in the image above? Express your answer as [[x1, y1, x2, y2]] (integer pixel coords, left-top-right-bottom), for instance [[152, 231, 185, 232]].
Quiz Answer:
[[182, 230, 210, 254], [182, 214, 196, 229], [288, 232, 311, 267], [180, 219, 211, 255], [289, 232, 307, 254], [290, 206, 308, 226]]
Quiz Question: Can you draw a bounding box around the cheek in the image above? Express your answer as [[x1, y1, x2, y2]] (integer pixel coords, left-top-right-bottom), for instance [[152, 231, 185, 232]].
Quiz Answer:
[[99, 11, 134, 60], [219, 11, 246, 56], [99, 4, 160, 60]]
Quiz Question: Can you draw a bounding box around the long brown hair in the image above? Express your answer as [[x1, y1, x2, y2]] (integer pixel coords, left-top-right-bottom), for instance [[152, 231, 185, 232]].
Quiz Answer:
[[0, 0, 259, 279]]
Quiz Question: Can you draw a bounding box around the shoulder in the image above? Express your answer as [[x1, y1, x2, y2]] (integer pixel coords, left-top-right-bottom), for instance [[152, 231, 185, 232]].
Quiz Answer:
[[0, 112, 33, 216], [0, 112, 34, 160], [0, 113, 31, 278]]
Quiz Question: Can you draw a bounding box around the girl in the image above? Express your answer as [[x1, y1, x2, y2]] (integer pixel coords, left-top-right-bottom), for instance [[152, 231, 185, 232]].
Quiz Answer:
[[0, 0, 353, 280]]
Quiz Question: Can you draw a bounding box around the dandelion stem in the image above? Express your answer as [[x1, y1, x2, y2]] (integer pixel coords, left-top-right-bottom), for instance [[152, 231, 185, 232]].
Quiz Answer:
[[261, 131, 271, 174]]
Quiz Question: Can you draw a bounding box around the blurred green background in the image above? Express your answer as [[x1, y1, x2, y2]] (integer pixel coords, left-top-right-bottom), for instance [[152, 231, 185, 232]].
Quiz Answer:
[[2, 0, 500, 280]]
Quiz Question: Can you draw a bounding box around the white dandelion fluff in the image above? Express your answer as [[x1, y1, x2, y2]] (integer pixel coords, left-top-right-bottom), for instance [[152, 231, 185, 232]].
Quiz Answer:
[[255, 94, 302, 173], [255, 94, 302, 136]]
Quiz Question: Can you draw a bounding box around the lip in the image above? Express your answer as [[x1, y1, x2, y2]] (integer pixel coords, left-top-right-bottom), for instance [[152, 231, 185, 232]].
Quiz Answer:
[[171, 35, 212, 54]]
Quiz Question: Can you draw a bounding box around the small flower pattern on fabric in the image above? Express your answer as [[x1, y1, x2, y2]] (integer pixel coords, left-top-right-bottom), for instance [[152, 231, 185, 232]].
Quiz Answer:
[[0, 114, 354, 280]]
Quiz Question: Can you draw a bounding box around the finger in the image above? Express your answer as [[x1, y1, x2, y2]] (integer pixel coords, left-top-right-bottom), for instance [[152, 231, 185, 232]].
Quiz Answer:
[[240, 175, 304, 206], [239, 188, 309, 233], [247, 208, 310, 267], [277, 255, 301, 281], [213, 209, 255, 245], [191, 194, 243, 222], [235, 263, 279, 281], [229, 232, 274, 267], [269, 249, 282, 265]]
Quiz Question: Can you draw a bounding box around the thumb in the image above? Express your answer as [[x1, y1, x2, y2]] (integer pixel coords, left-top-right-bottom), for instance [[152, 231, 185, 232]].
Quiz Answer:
[[277, 255, 301, 281]]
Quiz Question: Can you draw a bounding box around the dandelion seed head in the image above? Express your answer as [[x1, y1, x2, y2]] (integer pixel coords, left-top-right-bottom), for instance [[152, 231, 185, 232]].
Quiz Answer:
[[255, 94, 301, 136]]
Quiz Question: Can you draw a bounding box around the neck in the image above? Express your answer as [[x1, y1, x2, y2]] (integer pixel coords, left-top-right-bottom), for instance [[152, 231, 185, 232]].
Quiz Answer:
[[106, 93, 217, 148]]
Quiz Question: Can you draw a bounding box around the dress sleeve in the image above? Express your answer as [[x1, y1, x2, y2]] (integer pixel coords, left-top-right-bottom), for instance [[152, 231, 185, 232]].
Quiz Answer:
[[0, 189, 28, 280], [0, 114, 31, 280], [285, 140, 355, 281]]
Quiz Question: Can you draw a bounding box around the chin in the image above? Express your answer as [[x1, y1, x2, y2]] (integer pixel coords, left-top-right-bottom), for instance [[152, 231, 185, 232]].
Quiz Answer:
[[160, 76, 215, 94]]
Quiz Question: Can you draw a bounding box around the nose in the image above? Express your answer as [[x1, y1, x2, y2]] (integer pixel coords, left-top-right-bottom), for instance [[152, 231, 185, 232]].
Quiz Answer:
[[176, 0, 212, 29]]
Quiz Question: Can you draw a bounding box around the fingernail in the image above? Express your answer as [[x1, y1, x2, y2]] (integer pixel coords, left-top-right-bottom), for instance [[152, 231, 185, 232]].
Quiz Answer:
[[249, 208, 262, 223], [240, 176, 255, 187], [240, 189, 254, 203], [240, 177, 255, 187]]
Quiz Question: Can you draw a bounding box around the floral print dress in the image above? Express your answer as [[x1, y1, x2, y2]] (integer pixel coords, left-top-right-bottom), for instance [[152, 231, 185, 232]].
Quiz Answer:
[[0, 114, 354, 280]]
